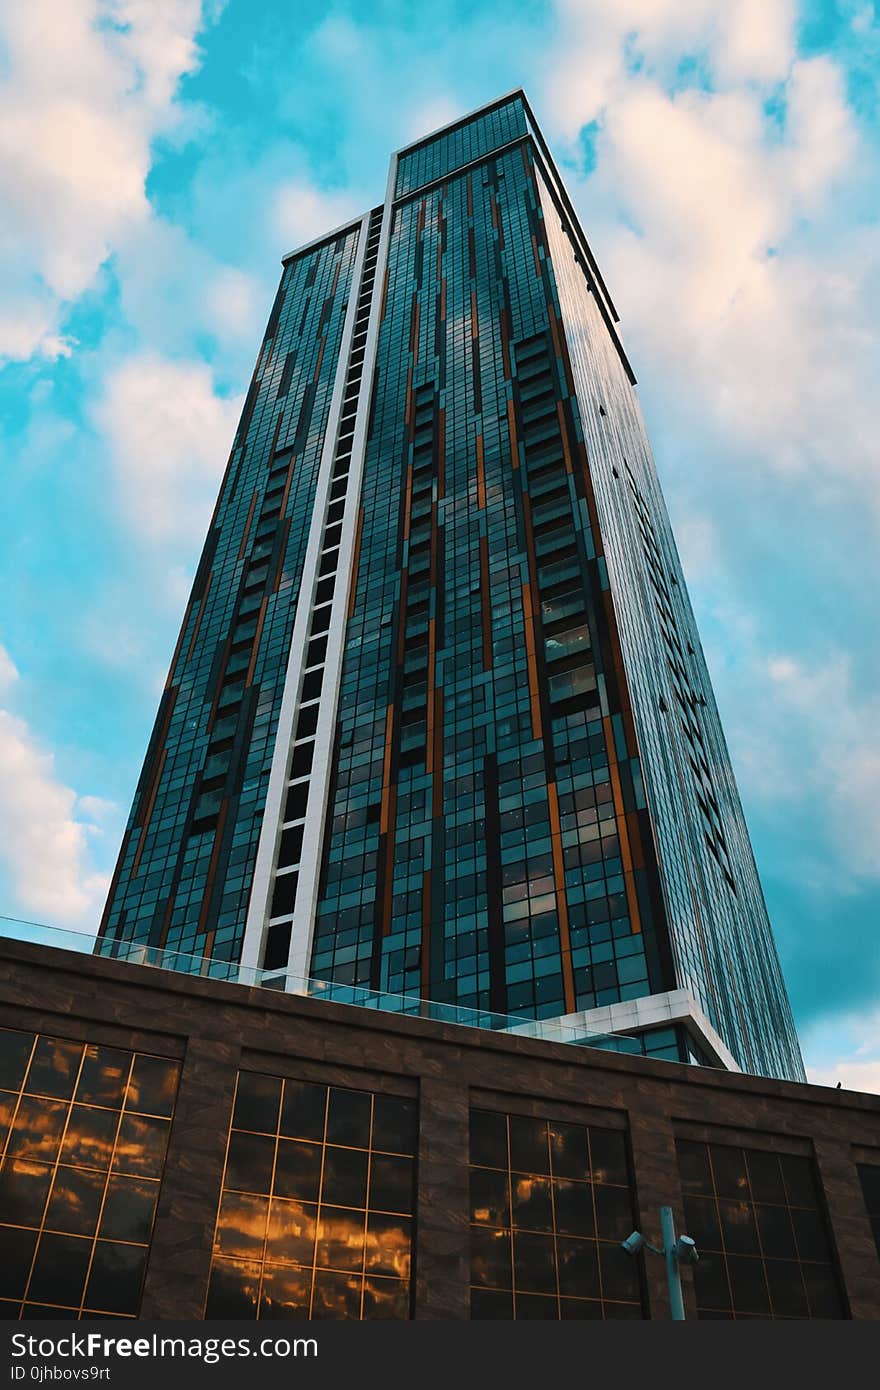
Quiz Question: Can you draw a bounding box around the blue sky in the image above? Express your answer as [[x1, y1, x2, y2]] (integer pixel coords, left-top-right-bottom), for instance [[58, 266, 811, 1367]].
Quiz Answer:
[[1, 0, 878, 1088]]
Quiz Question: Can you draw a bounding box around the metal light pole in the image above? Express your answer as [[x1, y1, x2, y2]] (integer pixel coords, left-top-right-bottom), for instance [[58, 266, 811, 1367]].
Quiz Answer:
[[621, 1206, 699, 1320]]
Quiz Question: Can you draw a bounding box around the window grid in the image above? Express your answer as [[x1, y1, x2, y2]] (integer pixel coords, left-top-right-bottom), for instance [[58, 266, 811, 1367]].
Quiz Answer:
[[0, 1026, 180, 1319], [205, 1071, 416, 1319], [468, 1108, 644, 1319], [676, 1139, 846, 1319]]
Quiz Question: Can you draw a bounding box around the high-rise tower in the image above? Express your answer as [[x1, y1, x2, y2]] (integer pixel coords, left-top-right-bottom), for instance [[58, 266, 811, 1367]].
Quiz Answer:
[[97, 93, 804, 1083]]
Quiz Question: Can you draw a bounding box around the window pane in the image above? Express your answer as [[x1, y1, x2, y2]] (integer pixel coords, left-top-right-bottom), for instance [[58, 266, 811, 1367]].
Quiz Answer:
[[113, 1115, 169, 1178], [589, 1129, 628, 1187], [710, 1145, 749, 1199], [362, 1276, 410, 1319], [765, 1259, 808, 1317], [781, 1156, 817, 1209], [280, 1081, 326, 1142], [27, 1232, 91, 1306], [469, 1111, 507, 1169], [265, 1199, 316, 1267], [25, 1038, 82, 1100], [719, 1200, 760, 1257], [692, 1250, 731, 1311], [471, 1226, 511, 1289], [61, 1105, 119, 1170], [224, 1131, 275, 1194], [554, 1179, 594, 1238], [233, 1074, 282, 1135], [316, 1206, 366, 1272], [325, 1089, 371, 1149], [100, 1176, 159, 1244], [746, 1150, 786, 1205], [509, 1116, 549, 1175], [0, 1159, 51, 1228], [125, 1057, 179, 1118], [726, 1254, 770, 1315], [215, 1192, 269, 1260], [791, 1207, 831, 1263], [273, 1139, 321, 1203], [594, 1183, 633, 1241], [364, 1213, 411, 1279], [85, 1242, 147, 1315], [676, 1140, 713, 1196], [259, 1263, 311, 1319], [205, 1258, 259, 1319], [0, 1030, 34, 1091], [369, 1154, 414, 1216], [311, 1270, 360, 1319], [8, 1097, 68, 1163], [556, 1237, 600, 1298], [75, 1046, 130, 1108], [321, 1147, 368, 1209], [470, 1287, 513, 1319], [0, 1226, 38, 1299], [802, 1263, 843, 1319], [371, 1097, 417, 1156], [754, 1202, 796, 1259], [470, 1166, 509, 1226], [513, 1231, 555, 1293], [511, 1174, 552, 1231], [682, 1194, 722, 1252], [549, 1122, 588, 1180], [45, 1167, 106, 1237], [597, 1241, 641, 1304]]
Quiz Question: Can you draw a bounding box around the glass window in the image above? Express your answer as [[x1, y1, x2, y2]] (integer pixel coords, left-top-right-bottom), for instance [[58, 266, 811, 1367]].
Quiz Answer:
[[469, 1108, 643, 1319], [676, 1139, 846, 1319], [0, 1026, 180, 1318], [206, 1070, 417, 1318]]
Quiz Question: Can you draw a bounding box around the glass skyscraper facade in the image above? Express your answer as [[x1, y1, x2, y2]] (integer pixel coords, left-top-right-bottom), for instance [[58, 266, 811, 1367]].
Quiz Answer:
[[97, 93, 804, 1084]]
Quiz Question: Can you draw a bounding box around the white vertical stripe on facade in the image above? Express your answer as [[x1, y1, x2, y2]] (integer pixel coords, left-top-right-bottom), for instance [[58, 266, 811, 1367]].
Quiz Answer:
[[279, 160, 398, 984], [239, 214, 370, 976]]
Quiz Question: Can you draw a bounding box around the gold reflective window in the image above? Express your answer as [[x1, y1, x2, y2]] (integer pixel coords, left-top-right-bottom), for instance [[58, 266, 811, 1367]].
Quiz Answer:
[[0, 1026, 180, 1320], [206, 1070, 416, 1319], [469, 1108, 644, 1319]]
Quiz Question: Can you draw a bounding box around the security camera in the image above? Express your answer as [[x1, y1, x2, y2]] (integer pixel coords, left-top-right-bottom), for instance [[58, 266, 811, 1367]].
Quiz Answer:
[[621, 1230, 644, 1256], [674, 1235, 699, 1266]]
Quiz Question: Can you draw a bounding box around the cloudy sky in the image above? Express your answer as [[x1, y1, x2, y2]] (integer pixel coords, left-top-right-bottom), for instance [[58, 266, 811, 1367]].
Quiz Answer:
[[1, 0, 878, 1089]]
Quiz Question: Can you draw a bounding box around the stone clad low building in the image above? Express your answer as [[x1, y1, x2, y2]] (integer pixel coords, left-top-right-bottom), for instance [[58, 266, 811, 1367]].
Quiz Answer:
[[1, 936, 878, 1321]]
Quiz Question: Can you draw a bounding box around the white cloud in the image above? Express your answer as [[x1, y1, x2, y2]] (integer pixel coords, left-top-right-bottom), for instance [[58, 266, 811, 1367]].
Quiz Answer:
[[545, 19, 878, 510], [707, 630, 880, 883], [0, 0, 215, 362], [0, 708, 109, 926], [93, 353, 243, 545], [0, 645, 19, 695], [803, 1006, 880, 1095], [806, 1058, 880, 1094], [762, 653, 880, 877], [274, 182, 361, 251], [544, 0, 796, 138]]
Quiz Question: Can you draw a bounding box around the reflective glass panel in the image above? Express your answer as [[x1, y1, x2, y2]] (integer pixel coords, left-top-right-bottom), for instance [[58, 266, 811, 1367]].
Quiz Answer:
[[469, 1108, 643, 1318], [207, 1069, 416, 1318], [675, 1139, 845, 1320], [0, 1027, 179, 1318]]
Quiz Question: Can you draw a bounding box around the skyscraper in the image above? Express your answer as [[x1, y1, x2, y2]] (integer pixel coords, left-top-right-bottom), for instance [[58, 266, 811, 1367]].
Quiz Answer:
[[97, 92, 804, 1083]]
